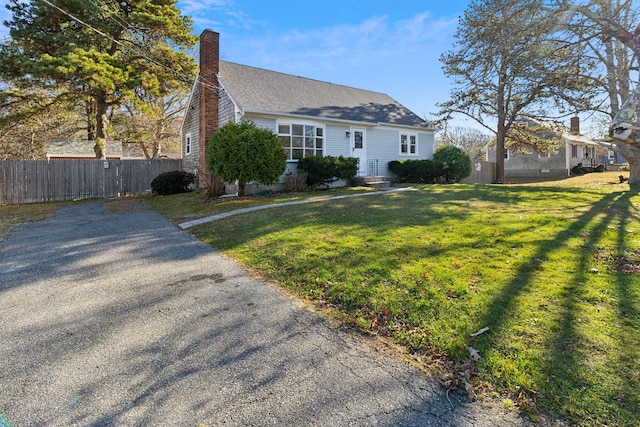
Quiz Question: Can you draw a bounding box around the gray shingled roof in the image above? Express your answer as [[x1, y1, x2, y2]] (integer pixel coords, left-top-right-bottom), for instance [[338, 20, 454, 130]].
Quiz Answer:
[[47, 140, 124, 158], [219, 61, 426, 127]]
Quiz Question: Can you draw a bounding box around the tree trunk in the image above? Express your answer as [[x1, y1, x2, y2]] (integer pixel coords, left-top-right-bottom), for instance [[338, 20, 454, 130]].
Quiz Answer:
[[152, 121, 164, 158], [94, 92, 108, 159], [616, 140, 640, 185], [611, 90, 640, 185], [495, 65, 507, 184], [237, 181, 245, 197], [86, 100, 96, 141]]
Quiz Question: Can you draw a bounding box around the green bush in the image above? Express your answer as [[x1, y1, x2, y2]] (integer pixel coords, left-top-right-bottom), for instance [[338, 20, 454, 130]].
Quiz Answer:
[[571, 164, 585, 175], [387, 159, 444, 183], [206, 120, 287, 196], [433, 145, 472, 183], [150, 170, 195, 195], [388, 160, 403, 176], [297, 155, 359, 188]]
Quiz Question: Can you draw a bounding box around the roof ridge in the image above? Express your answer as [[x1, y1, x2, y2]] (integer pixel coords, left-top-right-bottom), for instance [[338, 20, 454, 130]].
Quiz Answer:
[[219, 60, 390, 98]]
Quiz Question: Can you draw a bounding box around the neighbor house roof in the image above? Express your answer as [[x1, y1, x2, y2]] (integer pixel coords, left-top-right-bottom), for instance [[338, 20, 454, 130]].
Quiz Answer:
[[47, 140, 124, 159], [562, 132, 599, 146], [517, 116, 599, 146], [218, 61, 427, 127]]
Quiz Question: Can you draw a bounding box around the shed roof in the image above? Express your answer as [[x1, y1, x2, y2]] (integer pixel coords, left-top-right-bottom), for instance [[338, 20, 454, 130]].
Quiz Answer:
[[218, 61, 427, 127], [47, 140, 124, 159]]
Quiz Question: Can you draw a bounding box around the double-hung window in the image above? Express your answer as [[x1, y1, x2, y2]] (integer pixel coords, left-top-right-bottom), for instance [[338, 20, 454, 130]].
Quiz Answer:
[[279, 123, 324, 160], [571, 144, 577, 158], [400, 133, 417, 155], [185, 132, 192, 155]]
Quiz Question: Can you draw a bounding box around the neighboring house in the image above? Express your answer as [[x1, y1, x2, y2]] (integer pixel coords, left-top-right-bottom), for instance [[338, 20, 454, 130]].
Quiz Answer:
[[181, 30, 434, 192], [597, 141, 629, 166], [486, 117, 606, 181], [47, 140, 124, 160]]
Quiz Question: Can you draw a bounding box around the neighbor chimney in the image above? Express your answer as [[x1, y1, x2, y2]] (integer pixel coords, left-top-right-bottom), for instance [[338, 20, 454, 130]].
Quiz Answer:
[[198, 29, 220, 188], [570, 116, 580, 135]]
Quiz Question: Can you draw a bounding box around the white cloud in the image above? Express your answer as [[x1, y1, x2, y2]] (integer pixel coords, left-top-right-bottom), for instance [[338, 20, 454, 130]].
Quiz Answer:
[[223, 10, 458, 78], [179, 0, 231, 15], [179, 0, 257, 31]]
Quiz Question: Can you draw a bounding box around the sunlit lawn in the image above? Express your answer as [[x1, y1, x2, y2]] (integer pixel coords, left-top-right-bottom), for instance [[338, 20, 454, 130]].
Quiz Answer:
[[3, 172, 638, 426], [153, 172, 639, 426]]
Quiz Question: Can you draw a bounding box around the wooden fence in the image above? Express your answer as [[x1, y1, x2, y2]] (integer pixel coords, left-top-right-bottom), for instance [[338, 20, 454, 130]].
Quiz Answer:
[[0, 159, 182, 205], [462, 161, 496, 185]]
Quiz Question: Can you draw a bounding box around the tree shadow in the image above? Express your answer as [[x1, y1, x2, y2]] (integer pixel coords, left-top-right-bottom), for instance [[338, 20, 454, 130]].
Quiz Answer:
[[473, 187, 639, 423]]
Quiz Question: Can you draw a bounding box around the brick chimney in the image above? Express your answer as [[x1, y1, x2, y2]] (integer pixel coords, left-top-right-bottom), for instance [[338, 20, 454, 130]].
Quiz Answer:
[[198, 29, 220, 188], [570, 116, 580, 135]]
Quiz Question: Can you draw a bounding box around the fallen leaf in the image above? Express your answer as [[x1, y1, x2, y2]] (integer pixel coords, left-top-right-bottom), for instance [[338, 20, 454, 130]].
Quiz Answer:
[[467, 346, 481, 361], [470, 326, 490, 337], [464, 378, 476, 398]]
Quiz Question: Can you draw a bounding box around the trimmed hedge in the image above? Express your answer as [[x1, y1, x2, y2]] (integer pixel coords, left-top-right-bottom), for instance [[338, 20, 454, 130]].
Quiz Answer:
[[297, 155, 359, 188], [150, 170, 195, 195], [388, 159, 443, 183], [389, 145, 472, 184]]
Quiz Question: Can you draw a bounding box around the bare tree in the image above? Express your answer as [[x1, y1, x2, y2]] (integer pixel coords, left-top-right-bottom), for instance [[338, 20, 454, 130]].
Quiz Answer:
[[0, 83, 84, 159], [439, 0, 597, 183], [440, 126, 492, 163], [548, 0, 639, 183], [111, 92, 187, 159]]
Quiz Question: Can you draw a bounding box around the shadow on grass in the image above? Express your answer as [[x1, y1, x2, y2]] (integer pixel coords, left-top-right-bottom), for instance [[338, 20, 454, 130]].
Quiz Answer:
[[474, 188, 639, 424]]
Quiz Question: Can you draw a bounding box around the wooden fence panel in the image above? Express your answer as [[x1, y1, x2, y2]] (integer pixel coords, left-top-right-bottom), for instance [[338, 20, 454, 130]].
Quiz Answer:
[[0, 159, 181, 205], [463, 161, 496, 185]]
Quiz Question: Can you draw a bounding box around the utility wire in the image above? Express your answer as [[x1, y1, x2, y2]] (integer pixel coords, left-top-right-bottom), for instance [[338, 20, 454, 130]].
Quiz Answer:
[[39, 0, 220, 92]]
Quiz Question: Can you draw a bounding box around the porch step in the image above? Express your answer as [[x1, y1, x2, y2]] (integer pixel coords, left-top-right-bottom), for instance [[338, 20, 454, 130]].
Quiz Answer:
[[352, 176, 390, 189]]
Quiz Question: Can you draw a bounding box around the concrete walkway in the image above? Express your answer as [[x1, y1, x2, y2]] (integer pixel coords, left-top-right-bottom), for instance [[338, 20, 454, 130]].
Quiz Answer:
[[178, 187, 415, 229], [0, 200, 534, 426]]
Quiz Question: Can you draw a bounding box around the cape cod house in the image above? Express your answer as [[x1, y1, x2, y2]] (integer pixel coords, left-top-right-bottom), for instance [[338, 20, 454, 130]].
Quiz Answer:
[[486, 117, 607, 182], [181, 30, 434, 193]]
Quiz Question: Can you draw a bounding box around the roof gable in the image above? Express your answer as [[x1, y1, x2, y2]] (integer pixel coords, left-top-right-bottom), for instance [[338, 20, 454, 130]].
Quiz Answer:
[[218, 61, 426, 127]]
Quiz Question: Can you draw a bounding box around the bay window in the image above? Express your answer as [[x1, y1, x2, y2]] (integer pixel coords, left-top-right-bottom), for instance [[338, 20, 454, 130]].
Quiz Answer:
[[279, 123, 324, 160]]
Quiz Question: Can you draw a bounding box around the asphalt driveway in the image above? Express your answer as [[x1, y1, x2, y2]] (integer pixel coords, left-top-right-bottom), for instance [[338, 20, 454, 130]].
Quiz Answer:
[[0, 200, 532, 426]]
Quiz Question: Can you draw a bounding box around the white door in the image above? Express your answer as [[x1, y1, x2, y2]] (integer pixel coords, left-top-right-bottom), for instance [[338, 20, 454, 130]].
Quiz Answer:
[[351, 128, 366, 176]]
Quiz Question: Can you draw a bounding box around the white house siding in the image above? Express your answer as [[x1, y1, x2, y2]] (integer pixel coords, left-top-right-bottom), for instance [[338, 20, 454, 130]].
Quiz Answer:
[[366, 128, 434, 177], [325, 124, 351, 157], [419, 132, 435, 159], [181, 83, 200, 175], [366, 128, 397, 177], [246, 116, 278, 133]]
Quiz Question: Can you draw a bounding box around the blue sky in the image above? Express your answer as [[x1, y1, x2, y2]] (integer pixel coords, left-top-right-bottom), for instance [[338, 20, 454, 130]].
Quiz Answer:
[[0, 0, 473, 126]]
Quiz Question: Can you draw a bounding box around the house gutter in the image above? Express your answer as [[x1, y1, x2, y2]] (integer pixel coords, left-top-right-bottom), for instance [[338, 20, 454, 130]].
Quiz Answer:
[[240, 110, 433, 131]]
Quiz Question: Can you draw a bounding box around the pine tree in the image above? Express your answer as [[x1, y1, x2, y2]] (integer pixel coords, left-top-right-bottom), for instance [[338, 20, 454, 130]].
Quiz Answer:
[[0, 0, 197, 158]]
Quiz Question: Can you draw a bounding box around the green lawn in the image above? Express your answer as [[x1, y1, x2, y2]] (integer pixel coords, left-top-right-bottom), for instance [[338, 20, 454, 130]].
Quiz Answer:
[[152, 173, 639, 426], [4, 173, 637, 425]]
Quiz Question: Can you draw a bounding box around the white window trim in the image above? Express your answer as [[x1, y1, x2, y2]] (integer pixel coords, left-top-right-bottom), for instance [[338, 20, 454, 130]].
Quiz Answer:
[[399, 132, 418, 156], [504, 148, 510, 160], [277, 120, 325, 161], [185, 132, 192, 155]]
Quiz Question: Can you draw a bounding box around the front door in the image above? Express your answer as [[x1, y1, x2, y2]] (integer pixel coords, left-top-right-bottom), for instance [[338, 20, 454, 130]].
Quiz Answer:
[[351, 128, 366, 176]]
